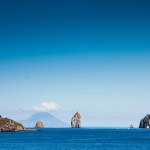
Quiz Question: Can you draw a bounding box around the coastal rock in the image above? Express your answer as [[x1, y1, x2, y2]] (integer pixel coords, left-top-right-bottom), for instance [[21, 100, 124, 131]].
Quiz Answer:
[[129, 124, 134, 128], [35, 121, 44, 128], [0, 116, 25, 132], [71, 112, 81, 128], [139, 114, 150, 128]]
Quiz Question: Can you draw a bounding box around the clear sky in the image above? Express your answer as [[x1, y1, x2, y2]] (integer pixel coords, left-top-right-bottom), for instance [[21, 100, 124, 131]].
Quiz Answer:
[[0, 0, 150, 127]]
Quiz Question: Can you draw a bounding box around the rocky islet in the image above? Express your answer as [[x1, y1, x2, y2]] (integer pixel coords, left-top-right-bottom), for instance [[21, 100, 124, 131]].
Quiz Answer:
[[35, 121, 44, 128]]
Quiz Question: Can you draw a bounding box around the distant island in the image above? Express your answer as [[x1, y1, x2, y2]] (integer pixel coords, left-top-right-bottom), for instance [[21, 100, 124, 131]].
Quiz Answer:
[[19, 112, 69, 128]]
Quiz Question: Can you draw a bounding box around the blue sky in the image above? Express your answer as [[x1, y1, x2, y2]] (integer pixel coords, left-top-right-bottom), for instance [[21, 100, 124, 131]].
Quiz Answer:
[[0, 0, 150, 126]]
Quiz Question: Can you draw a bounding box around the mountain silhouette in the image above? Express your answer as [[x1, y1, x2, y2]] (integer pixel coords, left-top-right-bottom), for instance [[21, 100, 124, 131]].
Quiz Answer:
[[19, 112, 69, 127]]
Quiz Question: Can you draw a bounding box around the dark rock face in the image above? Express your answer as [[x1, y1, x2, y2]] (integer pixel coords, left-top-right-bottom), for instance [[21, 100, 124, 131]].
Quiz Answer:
[[139, 114, 150, 128], [0, 117, 25, 132], [35, 121, 44, 128], [71, 112, 81, 128]]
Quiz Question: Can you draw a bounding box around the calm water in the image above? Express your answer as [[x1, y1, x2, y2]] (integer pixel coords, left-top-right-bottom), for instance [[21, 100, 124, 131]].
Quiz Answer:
[[0, 128, 150, 150]]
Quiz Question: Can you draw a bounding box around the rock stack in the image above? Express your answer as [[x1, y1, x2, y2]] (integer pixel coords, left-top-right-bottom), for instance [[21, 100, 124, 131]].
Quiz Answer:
[[129, 124, 134, 129], [35, 121, 44, 128], [71, 112, 81, 128], [139, 114, 150, 128], [0, 116, 25, 132]]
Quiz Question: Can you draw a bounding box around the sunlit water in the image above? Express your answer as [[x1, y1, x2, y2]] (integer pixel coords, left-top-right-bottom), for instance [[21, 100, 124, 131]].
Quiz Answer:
[[0, 128, 150, 150]]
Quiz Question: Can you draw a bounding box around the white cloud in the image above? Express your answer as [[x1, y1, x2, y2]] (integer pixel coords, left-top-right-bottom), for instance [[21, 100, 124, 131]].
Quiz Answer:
[[32, 102, 59, 112]]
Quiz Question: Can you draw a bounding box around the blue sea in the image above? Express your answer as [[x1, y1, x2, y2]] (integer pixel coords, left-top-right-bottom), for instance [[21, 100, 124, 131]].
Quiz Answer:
[[0, 128, 150, 150]]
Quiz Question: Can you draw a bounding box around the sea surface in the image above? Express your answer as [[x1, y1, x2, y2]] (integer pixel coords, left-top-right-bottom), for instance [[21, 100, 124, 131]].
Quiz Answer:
[[0, 128, 150, 150]]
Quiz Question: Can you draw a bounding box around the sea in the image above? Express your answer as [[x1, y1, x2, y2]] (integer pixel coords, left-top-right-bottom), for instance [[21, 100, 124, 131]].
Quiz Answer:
[[0, 128, 150, 150]]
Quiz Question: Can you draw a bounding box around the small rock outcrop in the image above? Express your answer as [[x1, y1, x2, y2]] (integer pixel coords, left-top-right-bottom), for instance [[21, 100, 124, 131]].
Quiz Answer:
[[129, 124, 134, 128], [0, 116, 25, 132], [71, 112, 81, 128], [35, 121, 44, 128], [139, 114, 150, 128]]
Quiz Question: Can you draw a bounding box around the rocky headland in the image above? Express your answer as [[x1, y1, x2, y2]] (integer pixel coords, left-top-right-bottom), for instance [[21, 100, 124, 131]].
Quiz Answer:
[[139, 114, 150, 128], [71, 112, 81, 128], [0, 116, 25, 132]]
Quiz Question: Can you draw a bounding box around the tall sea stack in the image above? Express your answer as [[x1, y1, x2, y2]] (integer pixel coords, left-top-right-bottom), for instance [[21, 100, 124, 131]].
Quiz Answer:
[[139, 114, 150, 128], [71, 112, 81, 128]]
